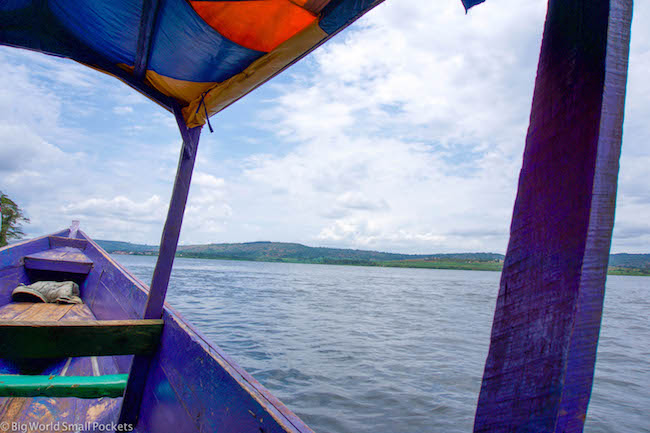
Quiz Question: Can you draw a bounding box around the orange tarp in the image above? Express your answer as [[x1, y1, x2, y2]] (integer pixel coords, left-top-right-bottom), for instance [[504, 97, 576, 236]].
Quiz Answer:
[[190, 0, 317, 53]]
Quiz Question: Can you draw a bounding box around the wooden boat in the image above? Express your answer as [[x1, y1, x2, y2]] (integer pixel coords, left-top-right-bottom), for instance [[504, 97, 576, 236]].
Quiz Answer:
[[0, 0, 634, 432], [0, 224, 315, 432]]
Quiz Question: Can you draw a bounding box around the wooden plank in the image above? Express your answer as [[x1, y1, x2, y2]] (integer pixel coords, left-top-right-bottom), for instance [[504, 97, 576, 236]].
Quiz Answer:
[[0, 303, 32, 320], [140, 310, 313, 433], [14, 303, 73, 322], [73, 229, 313, 431], [0, 302, 123, 427], [0, 319, 163, 359], [0, 303, 72, 374], [23, 247, 93, 274], [79, 234, 151, 320], [0, 267, 30, 305], [48, 236, 88, 250], [473, 0, 632, 432], [0, 374, 128, 398], [68, 220, 80, 239], [0, 235, 52, 269], [23, 258, 92, 274]]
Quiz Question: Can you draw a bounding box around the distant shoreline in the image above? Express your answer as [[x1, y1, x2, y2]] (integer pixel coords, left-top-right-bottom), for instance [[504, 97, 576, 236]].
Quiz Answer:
[[110, 251, 650, 276]]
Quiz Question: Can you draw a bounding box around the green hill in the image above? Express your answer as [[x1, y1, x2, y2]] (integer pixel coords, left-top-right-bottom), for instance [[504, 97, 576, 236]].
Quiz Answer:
[[95, 240, 649, 275], [95, 240, 158, 254]]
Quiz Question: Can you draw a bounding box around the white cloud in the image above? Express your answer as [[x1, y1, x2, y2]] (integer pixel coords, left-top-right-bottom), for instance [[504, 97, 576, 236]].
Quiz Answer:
[[219, 0, 547, 253], [113, 106, 134, 115], [61, 195, 165, 221], [1, 0, 649, 254]]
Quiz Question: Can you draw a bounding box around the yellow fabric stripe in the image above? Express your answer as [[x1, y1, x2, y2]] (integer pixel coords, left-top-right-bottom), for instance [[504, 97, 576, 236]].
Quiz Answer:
[[143, 72, 214, 105], [182, 22, 328, 127]]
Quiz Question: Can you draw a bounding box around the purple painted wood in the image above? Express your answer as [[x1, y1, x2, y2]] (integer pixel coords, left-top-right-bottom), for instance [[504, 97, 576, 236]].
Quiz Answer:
[[144, 105, 202, 320], [0, 231, 65, 269], [137, 308, 315, 433], [0, 230, 68, 305], [68, 220, 80, 239], [49, 236, 88, 250], [23, 247, 93, 274], [80, 232, 152, 374], [119, 104, 202, 425], [0, 303, 122, 427], [1, 223, 314, 432], [473, 0, 632, 432], [0, 267, 30, 306], [83, 233, 312, 432]]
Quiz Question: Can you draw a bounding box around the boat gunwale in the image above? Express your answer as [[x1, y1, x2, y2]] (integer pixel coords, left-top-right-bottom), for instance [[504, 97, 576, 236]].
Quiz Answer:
[[78, 230, 315, 433]]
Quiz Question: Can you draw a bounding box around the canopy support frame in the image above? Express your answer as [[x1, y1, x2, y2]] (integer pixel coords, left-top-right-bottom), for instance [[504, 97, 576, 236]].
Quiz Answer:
[[473, 0, 632, 431], [134, 0, 162, 81], [119, 103, 203, 427]]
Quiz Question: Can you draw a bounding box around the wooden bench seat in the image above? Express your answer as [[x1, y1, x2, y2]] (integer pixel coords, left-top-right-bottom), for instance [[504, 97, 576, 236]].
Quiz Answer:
[[23, 247, 94, 274], [0, 302, 158, 428]]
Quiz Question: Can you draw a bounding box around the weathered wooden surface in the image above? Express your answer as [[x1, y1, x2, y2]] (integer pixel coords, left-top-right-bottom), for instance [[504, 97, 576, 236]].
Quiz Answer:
[[48, 236, 88, 250], [473, 0, 632, 432], [0, 319, 163, 358], [138, 307, 316, 433], [120, 103, 202, 426], [23, 247, 94, 274], [0, 232, 66, 305], [0, 374, 128, 398], [75, 231, 314, 432], [0, 302, 123, 430], [67, 220, 80, 239], [1, 226, 316, 432]]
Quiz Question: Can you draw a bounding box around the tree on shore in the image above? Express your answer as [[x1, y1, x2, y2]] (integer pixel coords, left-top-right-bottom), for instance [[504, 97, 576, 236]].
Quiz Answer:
[[0, 191, 30, 247]]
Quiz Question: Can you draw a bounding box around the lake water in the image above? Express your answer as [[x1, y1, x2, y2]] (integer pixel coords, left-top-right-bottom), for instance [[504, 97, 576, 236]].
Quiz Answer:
[[114, 255, 649, 433]]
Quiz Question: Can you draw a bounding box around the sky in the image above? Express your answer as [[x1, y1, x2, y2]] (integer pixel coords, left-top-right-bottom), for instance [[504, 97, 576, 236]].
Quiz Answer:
[[1, 0, 649, 254]]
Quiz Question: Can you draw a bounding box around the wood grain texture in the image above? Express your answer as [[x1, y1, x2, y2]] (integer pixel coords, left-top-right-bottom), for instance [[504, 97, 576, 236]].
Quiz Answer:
[[23, 246, 93, 274], [0, 302, 123, 429], [76, 231, 314, 432], [473, 0, 632, 432], [0, 319, 163, 358], [67, 220, 80, 239], [0, 266, 30, 305], [120, 103, 202, 426], [48, 236, 88, 250], [1, 224, 315, 431], [137, 308, 315, 433]]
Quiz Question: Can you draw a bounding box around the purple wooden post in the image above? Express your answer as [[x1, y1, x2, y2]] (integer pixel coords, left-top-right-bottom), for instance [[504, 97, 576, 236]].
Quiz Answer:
[[68, 220, 80, 239], [473, 0, 632, 432], [119, 104, 203, 426]]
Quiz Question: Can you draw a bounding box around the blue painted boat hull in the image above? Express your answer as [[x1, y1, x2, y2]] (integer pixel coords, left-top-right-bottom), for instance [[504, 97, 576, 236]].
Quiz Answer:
[[0, 229, 313, 433]]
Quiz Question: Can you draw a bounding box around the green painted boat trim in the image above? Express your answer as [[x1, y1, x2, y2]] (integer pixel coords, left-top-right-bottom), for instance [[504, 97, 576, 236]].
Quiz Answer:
[[0, 374, 128, 398], [0, 319, 164, 359]]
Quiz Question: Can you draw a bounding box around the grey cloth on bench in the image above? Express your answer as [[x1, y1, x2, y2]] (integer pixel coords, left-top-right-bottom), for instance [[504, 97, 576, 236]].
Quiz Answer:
[[12, 281, 82, 304]]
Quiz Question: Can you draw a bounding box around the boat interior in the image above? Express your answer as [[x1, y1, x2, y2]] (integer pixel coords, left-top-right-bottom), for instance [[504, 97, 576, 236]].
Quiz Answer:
[[0, 229, 133, 427], [0, 227, 312, 432]]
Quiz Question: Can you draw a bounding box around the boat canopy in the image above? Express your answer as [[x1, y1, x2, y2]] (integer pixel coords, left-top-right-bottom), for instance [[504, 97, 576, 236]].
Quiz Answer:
[[1, 0, 483, 127]]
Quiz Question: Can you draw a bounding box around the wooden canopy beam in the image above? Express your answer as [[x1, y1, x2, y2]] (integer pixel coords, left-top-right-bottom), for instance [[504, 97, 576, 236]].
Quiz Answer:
[[474, 0, 632, 432], [134, 0, 162, 81], [119, 103, 203, 426]]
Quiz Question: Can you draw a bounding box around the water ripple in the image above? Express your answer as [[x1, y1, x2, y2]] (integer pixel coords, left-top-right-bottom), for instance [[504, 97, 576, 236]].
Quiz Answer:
[[117, 256, 649, 433]]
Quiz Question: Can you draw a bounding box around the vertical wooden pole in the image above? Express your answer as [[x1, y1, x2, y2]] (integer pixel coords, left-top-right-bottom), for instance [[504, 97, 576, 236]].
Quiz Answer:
[[68, 220, 80, 239], [473, 0, 632, 432], [119, 104, 202, 426]]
